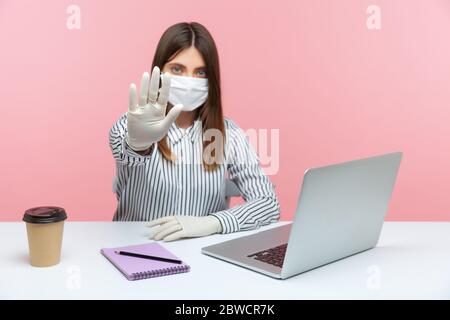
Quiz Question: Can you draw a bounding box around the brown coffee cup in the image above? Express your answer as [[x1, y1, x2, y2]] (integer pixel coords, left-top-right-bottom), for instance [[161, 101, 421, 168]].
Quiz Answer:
[[23, 206, 67, 267]]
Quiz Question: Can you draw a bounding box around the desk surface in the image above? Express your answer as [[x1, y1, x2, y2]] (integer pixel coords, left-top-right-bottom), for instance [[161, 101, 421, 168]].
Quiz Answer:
[[1, 221, 449, 299]]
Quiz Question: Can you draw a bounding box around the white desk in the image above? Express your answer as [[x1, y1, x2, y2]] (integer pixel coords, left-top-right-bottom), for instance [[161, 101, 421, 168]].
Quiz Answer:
[[0, 221, 449, 299]]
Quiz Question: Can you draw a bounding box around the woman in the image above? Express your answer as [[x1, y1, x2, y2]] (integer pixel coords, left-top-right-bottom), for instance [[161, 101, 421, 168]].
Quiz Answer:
[[109, 22, 280, 241]]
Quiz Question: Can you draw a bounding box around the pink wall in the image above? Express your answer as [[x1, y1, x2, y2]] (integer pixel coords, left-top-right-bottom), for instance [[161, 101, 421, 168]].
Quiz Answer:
[[1, 0, 450, 221]]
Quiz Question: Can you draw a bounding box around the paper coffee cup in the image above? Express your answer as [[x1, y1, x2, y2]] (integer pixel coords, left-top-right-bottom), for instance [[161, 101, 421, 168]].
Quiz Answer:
[[23, 206, 67, 267]]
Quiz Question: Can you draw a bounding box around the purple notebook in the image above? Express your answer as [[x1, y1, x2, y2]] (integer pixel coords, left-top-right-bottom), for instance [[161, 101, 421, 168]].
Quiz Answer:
[[101, 242, 190, 281]]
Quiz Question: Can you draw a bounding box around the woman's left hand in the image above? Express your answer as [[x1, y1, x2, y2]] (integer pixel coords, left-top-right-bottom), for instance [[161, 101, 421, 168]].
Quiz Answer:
[[147, 215, 223, 241]]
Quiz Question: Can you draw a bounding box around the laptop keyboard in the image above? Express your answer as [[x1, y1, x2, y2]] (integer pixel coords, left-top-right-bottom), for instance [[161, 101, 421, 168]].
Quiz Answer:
[[247, 243, 287, 268]]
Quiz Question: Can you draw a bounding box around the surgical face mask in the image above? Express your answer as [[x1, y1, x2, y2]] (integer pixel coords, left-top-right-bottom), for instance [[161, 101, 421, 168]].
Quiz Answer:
[[163, 73, 209, 111]]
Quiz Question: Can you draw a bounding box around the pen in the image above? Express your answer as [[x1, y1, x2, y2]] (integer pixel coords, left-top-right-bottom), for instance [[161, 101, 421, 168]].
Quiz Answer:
[[114, 250, 182, 264]]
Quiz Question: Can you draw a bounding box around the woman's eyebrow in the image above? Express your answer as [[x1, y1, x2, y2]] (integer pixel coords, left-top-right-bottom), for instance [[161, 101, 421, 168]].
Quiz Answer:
[[168, 62, 185, 68], [167, 62, 206, 70]]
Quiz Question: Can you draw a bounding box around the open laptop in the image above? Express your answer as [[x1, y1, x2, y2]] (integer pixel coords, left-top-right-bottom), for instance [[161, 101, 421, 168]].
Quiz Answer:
[[202, 152, 402, 279]]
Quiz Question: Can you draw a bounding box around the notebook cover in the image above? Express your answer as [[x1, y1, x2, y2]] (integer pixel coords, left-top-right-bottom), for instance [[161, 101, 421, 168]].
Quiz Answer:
[[101, 242, 190, 281]]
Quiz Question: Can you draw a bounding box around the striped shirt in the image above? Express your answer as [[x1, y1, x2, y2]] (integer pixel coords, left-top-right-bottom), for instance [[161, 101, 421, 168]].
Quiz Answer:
[[108, 112, 280, 234]]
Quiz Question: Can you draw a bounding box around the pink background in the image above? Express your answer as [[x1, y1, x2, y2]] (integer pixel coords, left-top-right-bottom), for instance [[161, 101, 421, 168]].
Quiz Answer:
[[1, 0, 450, 221]]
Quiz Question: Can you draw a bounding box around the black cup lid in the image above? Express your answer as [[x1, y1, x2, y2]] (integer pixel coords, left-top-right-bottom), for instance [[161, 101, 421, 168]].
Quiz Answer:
[[23, 206, 67, 224]]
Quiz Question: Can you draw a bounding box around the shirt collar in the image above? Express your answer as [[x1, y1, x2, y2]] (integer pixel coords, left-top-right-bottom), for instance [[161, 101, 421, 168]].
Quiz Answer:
[[167, 118, 202, 144]]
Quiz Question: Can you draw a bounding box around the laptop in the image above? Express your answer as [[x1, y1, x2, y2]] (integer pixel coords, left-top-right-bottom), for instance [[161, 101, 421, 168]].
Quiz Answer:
[[202, 152, 402, 279]]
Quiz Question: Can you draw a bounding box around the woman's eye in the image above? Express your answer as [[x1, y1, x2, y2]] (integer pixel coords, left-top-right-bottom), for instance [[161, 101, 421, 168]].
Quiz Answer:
[[171, 66, 182, 73], [196, 70, 207, 77]]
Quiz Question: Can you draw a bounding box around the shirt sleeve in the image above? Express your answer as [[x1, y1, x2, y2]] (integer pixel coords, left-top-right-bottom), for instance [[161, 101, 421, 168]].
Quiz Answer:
[[108, 112, 155, 166], [210, 119, 281, 234]]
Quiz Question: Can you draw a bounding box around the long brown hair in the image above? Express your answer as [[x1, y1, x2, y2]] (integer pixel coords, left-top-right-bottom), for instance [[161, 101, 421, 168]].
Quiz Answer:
[[151, 22, 224, 171]]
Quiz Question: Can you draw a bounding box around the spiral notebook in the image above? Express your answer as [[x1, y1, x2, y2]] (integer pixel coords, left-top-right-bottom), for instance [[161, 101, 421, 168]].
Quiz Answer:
[[101, 242, 190, 281]]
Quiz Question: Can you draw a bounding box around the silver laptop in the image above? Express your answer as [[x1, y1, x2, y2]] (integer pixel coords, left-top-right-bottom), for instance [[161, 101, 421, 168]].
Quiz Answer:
[[202, 152, 402, 279]]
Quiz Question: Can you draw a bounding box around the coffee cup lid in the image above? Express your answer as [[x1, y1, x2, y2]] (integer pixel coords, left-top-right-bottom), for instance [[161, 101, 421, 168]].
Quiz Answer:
[[23, 206, 67, 224]]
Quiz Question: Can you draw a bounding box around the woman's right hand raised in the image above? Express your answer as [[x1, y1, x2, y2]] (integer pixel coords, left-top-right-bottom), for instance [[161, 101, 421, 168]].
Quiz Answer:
[[126, 66, 183, 151]]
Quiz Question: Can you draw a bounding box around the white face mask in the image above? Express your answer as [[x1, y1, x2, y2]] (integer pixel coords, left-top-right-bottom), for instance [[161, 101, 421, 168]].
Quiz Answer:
[[163, 73, 209, 112]]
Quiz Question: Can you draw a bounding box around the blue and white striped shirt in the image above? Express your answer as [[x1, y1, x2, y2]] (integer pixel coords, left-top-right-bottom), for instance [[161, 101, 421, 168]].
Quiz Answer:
[[108, 112, 280, 234]]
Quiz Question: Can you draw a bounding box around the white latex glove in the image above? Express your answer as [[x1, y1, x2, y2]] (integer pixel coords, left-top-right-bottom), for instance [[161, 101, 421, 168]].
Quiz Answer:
[[126, 66, 184, 151], [147, 215, 223, 242]]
